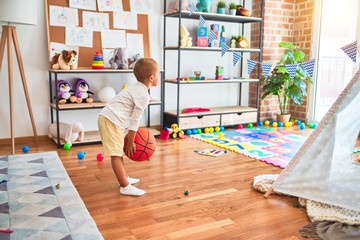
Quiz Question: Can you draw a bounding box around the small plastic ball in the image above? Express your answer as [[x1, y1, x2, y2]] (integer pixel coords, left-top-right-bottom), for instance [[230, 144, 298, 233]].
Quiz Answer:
[[299, 123, 305, 130], [186, 129, 192, 135], [257, 121, 263, 126], [247, 123, 253, 128], [272, 122, 278, 127], [278, 122, 284, 127], [311, 123, 317, 129], [215, 126, 220, 132], [285, 122, 291, 127], [196, 129, 202, 134], [98, 87, 116, 103], [204, 127, 210, 133], [296, 120, 302, 125], [237, 124, 243, 129], [191, 129, 197, 135], [264, 120, 270, 126], [22, 145, 29, 153], [224, 150, 227, 153], [63, 143, 71, 150], [96, 153, 104, 161], [209, 127, 214, 133], [77, 151, 85, 160], [308, 123, 314, 128], [220, 126, 225, 131], [218, 132, 224, 138], [194, 149, 199, 152]]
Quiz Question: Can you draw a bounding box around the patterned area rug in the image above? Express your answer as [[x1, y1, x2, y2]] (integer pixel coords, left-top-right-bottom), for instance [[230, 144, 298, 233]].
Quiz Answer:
[[191, 127, 307, 168], [0, 151, 103, 240]]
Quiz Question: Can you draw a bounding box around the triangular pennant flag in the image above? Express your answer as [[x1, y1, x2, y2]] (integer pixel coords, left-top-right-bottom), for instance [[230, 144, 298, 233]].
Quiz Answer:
[[208, 30, 217, 44], [247, 59, 257, 75], [261, 63, 272, 78], [341, 40, 357, 62], [284, 64, 298, 80], [198, 15, 206, 29], [233, 52, 242, 66], [302, 59, 315, 77], [189, 2, 198, 16], [221, 44, 230, 57]]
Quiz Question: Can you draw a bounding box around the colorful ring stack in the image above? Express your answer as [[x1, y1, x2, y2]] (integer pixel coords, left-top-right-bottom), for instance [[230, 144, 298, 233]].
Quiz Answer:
[[92, 52, 104, 69]]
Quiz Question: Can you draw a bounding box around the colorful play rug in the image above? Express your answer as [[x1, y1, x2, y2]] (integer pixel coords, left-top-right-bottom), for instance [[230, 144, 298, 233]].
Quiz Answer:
[[0, 151, 103, 240], [191, 127, 307, 168]]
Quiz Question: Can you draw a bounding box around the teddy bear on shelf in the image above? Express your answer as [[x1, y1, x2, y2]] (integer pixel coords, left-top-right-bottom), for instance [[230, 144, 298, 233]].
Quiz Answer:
[[109, 47, 128, 69], [180, 24, 192, 47], [56, 80, 77, 104], [51, 50, 78, 70], [128, 53, 142, 69], [168, 0, 189, 13], [74, 78, 94, 103], [196, 0, 213, 12]]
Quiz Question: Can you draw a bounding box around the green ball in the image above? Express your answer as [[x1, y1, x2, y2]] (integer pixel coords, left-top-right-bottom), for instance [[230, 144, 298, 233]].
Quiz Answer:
[[63, 143, 71, 150], [247, 123, 253, 128]]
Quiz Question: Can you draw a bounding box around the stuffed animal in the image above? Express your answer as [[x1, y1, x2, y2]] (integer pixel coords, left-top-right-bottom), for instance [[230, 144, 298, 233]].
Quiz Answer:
[[168, 0, 189, 12], [196, 0, 213, 12], [48, 122, 84, 145], [74, 78, 94, 103], [56, 80, 76, 104], [109, 47, 128, 69], [51, 50, 78, 70], [128, 53, 142, 69], [180, 24, 192, 47]]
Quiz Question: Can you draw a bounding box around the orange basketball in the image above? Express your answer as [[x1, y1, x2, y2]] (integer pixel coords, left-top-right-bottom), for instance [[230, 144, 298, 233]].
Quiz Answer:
[[124, 128, 156, 161]]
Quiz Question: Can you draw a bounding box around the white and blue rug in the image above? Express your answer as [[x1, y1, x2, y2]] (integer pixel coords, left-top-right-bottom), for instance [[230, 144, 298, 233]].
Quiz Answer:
[[0, 151, 103, 240]]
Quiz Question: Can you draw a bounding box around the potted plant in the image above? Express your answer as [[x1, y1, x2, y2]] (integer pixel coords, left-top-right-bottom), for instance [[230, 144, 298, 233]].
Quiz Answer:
[[217, 1, 226, 14], [261, 41, 313, 123], [229, 3, 237, 15]]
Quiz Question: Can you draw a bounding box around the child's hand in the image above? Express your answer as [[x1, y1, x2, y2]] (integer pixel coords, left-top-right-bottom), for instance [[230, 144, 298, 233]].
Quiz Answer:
[[124, 141, 136, 158]]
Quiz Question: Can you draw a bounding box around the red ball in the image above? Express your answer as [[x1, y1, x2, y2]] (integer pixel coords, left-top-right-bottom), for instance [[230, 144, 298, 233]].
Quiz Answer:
[[124, 128, 156, 161], [96, 153, 104, 161]]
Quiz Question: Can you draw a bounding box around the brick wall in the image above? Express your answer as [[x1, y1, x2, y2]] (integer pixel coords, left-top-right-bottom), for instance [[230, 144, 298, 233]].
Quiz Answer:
[[250, 0, 313, 122]]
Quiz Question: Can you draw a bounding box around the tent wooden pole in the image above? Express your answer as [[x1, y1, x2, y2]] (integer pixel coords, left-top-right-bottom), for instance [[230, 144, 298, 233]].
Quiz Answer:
[[264, 187, 273, 198]]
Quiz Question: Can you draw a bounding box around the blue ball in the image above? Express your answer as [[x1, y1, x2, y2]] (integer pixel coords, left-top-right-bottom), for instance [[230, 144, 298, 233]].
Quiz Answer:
[[220, 126, 225, 131], [77, 151, 85, 160], [278, 122, 284, 127], [191, 129, 197, 135], [257, 121, 263, 126], [296, 120, 302, 125], [22, 145, 29, 153], [300, 123, 305, 130], [186, 129, 192, 135]]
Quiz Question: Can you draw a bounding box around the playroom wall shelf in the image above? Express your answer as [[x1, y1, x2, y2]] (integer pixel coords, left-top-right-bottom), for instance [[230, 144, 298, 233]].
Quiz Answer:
[[162, 1, 264, 130], [48, 68, 162, 147]]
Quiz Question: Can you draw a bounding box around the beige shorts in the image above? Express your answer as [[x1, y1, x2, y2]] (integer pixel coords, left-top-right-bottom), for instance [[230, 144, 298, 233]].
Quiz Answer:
[[98, 115, 125, 157]]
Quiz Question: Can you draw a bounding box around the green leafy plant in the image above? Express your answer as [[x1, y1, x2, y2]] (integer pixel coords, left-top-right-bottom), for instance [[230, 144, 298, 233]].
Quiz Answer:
[[217, 1, 226, 8], [260, 41, 313, 115], [229, 3, 237, 9]]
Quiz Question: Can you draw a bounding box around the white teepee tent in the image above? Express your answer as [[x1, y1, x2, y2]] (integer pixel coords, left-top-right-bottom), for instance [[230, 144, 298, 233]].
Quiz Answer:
[[271, 69, 360, 212]]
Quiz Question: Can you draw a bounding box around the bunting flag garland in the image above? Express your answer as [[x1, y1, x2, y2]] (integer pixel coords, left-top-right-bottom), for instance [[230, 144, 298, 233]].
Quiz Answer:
[[233, 52, 242, 66], [285, 64, 298, 80], [247, 59, 257, 75], [189, 2, 197, 16], [261, 63, 272, 78], [302, 59, 315, 77], [198, 15, 206, 29], [221, 44, 230, 57], [208, 30, 217, 44], [341, 40, 357, 62]]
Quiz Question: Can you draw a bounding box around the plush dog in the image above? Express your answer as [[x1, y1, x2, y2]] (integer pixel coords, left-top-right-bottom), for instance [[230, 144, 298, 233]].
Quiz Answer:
[[196, 0, 213, 12], [109, 47, 128, 69], [48, 122, 84, 145], [168, 0, 189, 12], [56, 80, 77, 104], [51, 50, 78, 70], [74, 78, 94, 103]]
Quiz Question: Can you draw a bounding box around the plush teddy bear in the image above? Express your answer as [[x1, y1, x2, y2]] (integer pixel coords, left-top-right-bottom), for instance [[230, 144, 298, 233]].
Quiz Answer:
[[196, 0, 213, 12], [51, 50, 78, 70], [48, 121, 84, 145], [180, 24, 192, 47], [168, 0, 189, 12], [74, 78, 94, 103], [109, 47, 129, 69], [128, 53, 142, 69], [56, 80, 77, 104]]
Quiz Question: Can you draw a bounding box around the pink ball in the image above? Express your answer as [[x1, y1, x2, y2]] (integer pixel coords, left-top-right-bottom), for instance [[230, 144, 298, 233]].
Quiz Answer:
[[96, 153, 104, 161]]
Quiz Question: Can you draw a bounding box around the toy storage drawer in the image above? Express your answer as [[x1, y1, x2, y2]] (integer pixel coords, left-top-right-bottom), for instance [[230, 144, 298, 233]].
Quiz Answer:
[[221, 112, 257, 125], [179, 115, 220, 129]]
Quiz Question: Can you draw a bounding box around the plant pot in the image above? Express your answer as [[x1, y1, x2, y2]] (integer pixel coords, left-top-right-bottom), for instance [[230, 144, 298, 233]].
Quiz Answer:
[[229, 9, 236, 15], [276, 114, 291, 123], [217, 8, 226, 14]]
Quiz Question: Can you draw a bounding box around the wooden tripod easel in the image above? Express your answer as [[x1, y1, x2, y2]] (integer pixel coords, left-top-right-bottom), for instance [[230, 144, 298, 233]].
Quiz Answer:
[[0, 25, 38, 155]]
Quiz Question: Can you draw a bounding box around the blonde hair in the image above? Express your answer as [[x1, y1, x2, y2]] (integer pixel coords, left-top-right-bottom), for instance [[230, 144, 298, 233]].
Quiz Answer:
[[133, 58, 158, 82]]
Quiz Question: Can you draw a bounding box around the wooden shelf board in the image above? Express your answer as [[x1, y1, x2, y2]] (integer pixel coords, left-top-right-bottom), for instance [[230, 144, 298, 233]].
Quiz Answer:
[[164, 78, 259, 84], [164, 106, 257, 117], [164, 46, 260, 53], [165, 11, 262, 23], [51, 100, 161, 110]]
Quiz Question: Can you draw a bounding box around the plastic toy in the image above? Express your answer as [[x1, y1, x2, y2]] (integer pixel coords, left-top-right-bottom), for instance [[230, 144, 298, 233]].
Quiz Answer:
[[196, 0, 213, 12], [92, 52, 104, 69], [215, 66, 224, 80], [278, 122, 284, 127], [56, 80, 76, 104], [258, 120, 263, 126], [237, 124, 243, 129], [77, 151, 85, 160], [109, 47, 128, 69], [55, 183, 60, 189], [197, 148, 226, 157], [218, 132, 224, 138], [264, 120, 270, 126], [247, 123, 253, 128], [300, 123, 305, 130], [96, 153, 104, 161], [51, 50, 78, 70], [22, 145, 29, 153], [185, 129, 192, 135], [272, 122, 278, 127], [215, 126, 220, 132], [63, 143, 71, 150], [98, 86, 116, 103], [74, 78, 94, 103], [220, 126, 225, 131], [182, 107, 210, 113]]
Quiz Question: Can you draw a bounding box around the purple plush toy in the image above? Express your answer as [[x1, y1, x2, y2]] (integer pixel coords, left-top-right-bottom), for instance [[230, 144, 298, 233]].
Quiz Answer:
[[56, 80, 76, 104], [74, 78, 94, 103]]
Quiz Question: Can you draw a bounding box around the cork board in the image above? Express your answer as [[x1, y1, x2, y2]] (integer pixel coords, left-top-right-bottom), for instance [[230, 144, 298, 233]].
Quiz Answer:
[[45, 0, 150, 68]]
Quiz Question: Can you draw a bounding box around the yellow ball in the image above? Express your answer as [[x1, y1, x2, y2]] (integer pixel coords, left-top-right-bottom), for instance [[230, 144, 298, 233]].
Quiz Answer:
[[218, 132, 224, 138], [215, 126, 220, 132], [285, 122, 291, 127], [209, 127, 214, 133], [264, 120, 270, 126], [204, 127, 210, 133], [272, 122, 278, 127]]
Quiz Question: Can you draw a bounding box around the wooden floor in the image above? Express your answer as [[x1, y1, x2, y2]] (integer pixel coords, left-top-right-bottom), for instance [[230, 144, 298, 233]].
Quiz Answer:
[[0, 128, 315, 240]]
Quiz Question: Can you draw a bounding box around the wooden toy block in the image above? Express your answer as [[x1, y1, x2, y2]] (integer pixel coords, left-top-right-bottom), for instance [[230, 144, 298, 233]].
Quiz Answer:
[[197, 37, 208, 47], [197, 27, 208, 37]]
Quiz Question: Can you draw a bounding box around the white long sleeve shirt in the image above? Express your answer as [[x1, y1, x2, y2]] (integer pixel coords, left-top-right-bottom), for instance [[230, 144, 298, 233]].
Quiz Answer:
[[99, 81, 150, 131]]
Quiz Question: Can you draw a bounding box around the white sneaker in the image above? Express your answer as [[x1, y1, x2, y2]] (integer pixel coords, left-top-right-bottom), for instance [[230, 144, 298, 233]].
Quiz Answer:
[[120, 184, 145, 196], [127, 176, 140, 185]]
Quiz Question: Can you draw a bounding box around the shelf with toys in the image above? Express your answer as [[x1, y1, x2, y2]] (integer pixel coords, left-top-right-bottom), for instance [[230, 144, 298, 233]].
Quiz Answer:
[[48, 68, 162, 147], [162, 0, 263, 130]]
